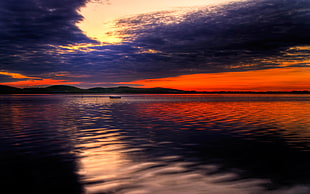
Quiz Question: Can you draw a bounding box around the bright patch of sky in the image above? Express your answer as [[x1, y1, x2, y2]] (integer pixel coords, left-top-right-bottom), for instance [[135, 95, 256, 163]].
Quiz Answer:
[[77, 0, 243, 43]]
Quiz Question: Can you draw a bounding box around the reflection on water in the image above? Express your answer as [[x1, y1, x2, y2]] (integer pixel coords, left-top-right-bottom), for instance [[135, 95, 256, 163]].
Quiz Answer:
[[1, 94, 310, 194]]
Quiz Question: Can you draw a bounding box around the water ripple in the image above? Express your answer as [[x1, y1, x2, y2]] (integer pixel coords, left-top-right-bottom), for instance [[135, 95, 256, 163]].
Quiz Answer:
[[1, 94, 310, 194]]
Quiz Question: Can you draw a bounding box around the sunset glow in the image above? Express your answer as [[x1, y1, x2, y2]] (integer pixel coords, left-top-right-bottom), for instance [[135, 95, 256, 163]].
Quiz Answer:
[[121, 67, 310, 91], [0, 71, 34, 79]]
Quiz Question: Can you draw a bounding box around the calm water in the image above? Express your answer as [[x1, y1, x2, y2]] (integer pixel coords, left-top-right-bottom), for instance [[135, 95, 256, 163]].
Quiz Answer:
[[1, 94, 310, 194]]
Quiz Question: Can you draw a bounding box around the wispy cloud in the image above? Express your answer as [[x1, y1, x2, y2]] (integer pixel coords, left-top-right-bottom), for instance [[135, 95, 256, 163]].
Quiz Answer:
[[4, 79, 81, 88], [0, 71, 80, 88], [114, 0, 310, 77]]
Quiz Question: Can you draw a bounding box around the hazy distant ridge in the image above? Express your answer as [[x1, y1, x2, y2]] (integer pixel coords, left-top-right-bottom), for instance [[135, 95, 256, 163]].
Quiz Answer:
[[0, 85, 309, 94], [0, 85, 188, 94]]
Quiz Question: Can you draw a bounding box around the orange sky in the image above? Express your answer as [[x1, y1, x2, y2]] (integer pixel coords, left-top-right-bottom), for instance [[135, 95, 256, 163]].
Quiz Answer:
[[1, 67, 310, 91], [119, 67, 310, 91], [3, 79, 80, 88], [0, 71, 80, 88]]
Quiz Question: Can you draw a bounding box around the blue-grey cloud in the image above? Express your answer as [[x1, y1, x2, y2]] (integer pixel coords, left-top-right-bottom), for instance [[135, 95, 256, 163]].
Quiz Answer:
[[0, 0, 96, 77], [112, 0, 310, 78], [0, 0, 92, 45]]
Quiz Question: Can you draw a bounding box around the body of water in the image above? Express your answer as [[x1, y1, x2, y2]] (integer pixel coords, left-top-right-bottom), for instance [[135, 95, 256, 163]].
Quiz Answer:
[[1, 94, 310, 194]]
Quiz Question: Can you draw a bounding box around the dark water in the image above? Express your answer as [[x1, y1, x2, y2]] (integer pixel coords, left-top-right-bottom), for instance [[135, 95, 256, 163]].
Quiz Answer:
[[1, 94, 310, 194]]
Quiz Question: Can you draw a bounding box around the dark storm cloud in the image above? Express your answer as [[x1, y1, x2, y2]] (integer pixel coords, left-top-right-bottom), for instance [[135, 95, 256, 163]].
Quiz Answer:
[[0, 0, 96, 77], [0, 0, 92, 45], [54, 44, 147, 82]]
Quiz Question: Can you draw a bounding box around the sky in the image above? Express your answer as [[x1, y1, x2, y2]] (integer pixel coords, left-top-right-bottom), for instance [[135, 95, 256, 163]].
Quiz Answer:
[[0, 0, 309, 91]]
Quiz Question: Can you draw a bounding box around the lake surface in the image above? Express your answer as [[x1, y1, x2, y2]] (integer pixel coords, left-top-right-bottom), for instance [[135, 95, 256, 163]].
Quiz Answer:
[[1, 94, 310, 194]]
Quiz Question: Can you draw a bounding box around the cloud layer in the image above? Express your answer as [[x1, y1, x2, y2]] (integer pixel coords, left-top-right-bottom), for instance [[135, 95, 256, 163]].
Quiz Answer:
[[0, 0, 309, 87]]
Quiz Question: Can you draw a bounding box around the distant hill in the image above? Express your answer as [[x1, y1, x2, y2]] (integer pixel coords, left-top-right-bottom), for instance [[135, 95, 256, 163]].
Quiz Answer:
[[22, 85, 86, 93], [45, 85, 86, 93], [0, 85, 22, 93], [88, 86, 186, 94], [0, 85, 191, 94], [0, 84, 309, 94]]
